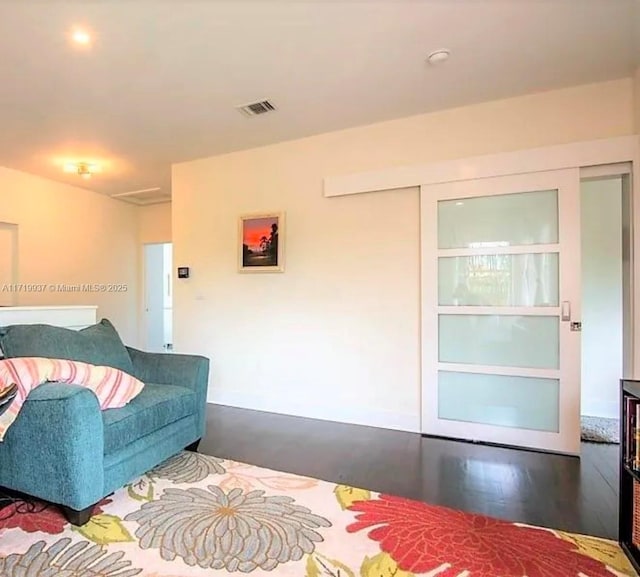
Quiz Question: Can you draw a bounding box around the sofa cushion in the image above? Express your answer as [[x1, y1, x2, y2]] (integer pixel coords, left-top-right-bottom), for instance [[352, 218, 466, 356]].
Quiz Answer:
[[0, 319, 134, 375], [102, 383, 196, 455]]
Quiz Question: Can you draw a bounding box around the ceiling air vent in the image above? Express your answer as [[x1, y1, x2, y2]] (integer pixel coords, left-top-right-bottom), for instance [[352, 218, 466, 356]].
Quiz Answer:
[[237, 100, 276, 117]]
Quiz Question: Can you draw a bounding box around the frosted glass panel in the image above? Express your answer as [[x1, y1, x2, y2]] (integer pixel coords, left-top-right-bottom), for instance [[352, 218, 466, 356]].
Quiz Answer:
[[439, 253, 558, 306], [439, 315, 559, 369], [438, 190, 558, 249], [438, 371, 559, 432]]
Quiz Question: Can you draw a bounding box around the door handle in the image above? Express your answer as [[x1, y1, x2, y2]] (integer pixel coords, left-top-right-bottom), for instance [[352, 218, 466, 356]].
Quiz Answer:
[[561, 301, 571, 322]]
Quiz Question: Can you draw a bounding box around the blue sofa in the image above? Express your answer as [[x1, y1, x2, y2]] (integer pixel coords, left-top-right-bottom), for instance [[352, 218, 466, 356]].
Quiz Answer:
[[0, 319, 209, 525]]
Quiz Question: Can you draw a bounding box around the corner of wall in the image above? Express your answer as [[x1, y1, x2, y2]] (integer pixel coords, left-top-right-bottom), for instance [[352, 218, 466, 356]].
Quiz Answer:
[[634, 67, 640, 134]]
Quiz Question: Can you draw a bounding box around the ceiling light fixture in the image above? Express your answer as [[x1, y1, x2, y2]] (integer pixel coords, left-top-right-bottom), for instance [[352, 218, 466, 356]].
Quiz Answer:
[[71, 28, 92, 46], [427, 49, 451, 65], [77, 163, 93, 179], [63, 162, 100, 179]]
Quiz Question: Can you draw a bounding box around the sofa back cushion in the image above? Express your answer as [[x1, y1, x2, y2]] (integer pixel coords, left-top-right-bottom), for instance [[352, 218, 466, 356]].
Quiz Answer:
[[0, 319, 134, 375]]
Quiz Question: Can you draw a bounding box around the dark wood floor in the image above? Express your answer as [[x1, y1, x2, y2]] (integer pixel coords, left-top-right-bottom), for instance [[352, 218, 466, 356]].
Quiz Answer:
[[203, 404, 619, 540]]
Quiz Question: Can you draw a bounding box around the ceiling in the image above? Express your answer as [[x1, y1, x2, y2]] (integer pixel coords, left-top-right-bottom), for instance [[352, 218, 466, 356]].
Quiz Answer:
[[0, 0, 639, 205]]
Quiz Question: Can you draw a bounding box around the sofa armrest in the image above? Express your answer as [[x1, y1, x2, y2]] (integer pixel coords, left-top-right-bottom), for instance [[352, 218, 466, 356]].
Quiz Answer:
[[126, 347, 209, 388], [0, 383, 104, 510], [126, 347, 210, 437]]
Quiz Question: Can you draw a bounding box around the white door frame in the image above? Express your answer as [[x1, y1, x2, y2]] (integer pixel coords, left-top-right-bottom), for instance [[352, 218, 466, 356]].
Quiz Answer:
[[323, 135, 640, 433]]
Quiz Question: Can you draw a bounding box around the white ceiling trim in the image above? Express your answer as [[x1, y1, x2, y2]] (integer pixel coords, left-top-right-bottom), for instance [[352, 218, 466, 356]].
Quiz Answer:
[[108, 194, 171, 206], [119, 198, 172, 206], [323, 135, 640, 196]]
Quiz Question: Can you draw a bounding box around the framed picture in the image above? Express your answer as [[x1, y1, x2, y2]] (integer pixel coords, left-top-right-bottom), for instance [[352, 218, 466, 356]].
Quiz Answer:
[[238, 212, 285, 273]]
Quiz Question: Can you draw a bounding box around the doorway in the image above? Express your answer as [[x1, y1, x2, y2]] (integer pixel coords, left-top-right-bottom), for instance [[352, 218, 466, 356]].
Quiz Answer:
[[421, 163, 634, 455], [580, 172, 632, 436], [143, 242, 173, 353]]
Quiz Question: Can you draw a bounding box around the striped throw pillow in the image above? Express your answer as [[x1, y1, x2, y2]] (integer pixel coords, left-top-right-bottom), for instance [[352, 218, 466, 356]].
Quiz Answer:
[[0, 357, 144, 441]]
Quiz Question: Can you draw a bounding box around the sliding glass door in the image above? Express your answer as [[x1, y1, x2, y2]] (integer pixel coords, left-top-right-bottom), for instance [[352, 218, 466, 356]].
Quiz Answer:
[[421, 169, 581, 454]]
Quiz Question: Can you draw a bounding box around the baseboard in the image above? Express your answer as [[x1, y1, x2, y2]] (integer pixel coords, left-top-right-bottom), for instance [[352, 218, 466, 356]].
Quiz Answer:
[[208, 390, 421, 433]]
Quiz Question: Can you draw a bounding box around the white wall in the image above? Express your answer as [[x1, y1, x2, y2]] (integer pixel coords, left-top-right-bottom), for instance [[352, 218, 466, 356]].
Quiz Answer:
[[139, 202, 171, 245], [0, 166, 139, 344], [634, 67, 640, 134], [581, 178, 623, 419], [0, 224, 17, 306], [173, 78, 635, 432]]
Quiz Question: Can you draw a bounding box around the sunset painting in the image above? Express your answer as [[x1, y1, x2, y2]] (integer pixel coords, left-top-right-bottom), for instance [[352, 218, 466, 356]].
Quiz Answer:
[[239, 213, 284, 272]]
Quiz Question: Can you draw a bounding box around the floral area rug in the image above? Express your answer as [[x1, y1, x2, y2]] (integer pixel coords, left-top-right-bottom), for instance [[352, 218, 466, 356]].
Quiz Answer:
[[0, 452, 636, 577]]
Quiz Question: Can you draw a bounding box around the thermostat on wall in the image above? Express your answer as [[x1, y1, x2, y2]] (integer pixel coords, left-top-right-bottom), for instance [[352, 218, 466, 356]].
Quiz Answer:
[[177, 267, 190, 279]]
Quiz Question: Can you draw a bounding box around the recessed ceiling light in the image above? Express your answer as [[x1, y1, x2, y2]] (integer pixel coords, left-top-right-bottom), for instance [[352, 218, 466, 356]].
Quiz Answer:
[[427, 49, 450, 65], [71, 28, 92, 46]]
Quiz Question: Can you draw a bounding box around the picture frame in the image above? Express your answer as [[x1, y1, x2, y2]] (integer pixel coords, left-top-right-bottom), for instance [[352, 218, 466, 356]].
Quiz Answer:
[[238, 212, 285, 273]]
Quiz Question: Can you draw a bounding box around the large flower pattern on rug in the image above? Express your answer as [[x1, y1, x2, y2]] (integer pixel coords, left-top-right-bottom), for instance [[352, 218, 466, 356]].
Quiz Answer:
[[150, 451, 226, 483], [346, 494, 620, 577], [0, 537, 142, 576], [125, 485, 331, 571], [0, 496, 112, 536], [0, 451, 635, 577]]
